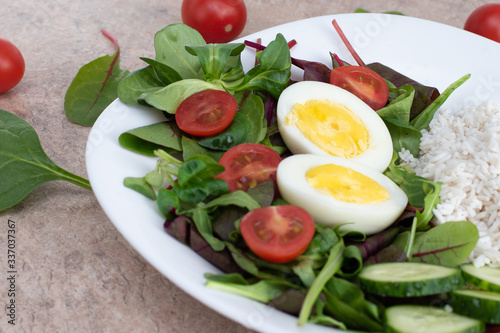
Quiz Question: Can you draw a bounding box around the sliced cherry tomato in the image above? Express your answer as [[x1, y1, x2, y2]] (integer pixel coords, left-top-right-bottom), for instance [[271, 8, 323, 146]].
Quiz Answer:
[[464, 4, 500, 43], [175, 89, 238, 137], [329, 66, 389, 110], [215, 143, 282, 192], [0, 38, 25, 93], [240, 205, 315, 263], [181, 0, 247, 43]]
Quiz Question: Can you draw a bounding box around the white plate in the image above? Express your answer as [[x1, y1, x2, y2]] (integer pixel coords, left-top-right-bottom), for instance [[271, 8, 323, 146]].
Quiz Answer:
[[86, 13, 500, 333]]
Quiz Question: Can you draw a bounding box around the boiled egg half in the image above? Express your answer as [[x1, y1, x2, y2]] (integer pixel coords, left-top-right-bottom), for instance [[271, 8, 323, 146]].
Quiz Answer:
[[277, 81, 393, 172], [276, 154, 408, 235]]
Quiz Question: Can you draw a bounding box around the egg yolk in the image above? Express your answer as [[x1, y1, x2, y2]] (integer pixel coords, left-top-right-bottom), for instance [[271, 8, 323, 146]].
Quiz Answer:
[[305, 164, 390, 204], [286, 99, 370, 158]]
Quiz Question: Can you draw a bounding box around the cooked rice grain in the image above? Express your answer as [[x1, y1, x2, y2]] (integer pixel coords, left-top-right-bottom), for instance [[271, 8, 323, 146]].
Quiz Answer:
[[399, 101, 500, 268]]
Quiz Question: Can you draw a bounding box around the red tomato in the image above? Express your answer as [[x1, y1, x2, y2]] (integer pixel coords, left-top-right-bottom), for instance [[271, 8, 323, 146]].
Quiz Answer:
[[175, 89, 238, 137], [240, 205, 315, 263], [181, 0, 247, 43], [464, 4, 500, 43], [0, 38, 25, 93], [215, 143, 282, 192], [329, 66, 389, 111]]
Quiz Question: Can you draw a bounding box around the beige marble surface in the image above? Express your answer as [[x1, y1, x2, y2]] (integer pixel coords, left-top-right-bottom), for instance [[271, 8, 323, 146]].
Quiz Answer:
[[0, 0, 493, 332]]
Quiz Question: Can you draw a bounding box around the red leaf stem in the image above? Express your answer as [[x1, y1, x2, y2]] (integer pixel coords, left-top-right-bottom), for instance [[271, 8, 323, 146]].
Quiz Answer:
[[332, 19, 366, 67]]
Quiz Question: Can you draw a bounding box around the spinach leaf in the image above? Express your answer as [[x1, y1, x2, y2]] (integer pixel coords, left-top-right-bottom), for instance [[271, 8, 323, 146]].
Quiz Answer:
[[181, 136, 224, 161], [411, 74, 470, 131], [205, 275, 291, 303], [323, 277, 383, 332], [230, 33, 291, 99], [384, 153, 439, 208], [197, 92, 267, 151], [153, 23, 206, 79], [139, 57, 183, 85], [117, 24, 206, 105], [185, 43, 245, 80], [118, 121, 183, 156], [123, 177, 157, 200], [142, 79, 224, 113], [197, 112, 250, 150], [64, 31, 129, 126], [298, 239, 345, 326], [309, 298, 347, 330], [191, 206, 226, 251], [117, 66, 166, 105], [411, 221, 479, 267], [0, 109, 91, 212]]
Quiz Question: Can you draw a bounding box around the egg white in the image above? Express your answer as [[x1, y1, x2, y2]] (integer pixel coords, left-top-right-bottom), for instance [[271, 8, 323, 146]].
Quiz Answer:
[[277, 81, 393, 172], [276, 154, 408, 235]]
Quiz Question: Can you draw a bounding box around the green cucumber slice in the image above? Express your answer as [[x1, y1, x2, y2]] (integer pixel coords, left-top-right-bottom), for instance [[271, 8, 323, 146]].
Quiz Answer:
[[461, 264, 500, 293], [358, 262, 464, 297], [384, 305, 484, 333], [450, 289, 500, 324]]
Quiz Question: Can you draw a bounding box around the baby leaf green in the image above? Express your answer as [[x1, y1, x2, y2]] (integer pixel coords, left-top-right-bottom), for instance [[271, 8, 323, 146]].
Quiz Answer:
[[64, 47, 129, 126], [411, 221, 479, 267], [0, 109, 92, 212]]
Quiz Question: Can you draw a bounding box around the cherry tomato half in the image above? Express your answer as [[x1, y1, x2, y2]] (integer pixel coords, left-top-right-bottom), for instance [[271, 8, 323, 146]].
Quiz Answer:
[[329, 66, 389, 111], [464, 4, 500, 43], [0, 38, 25, 93], [240, 205, 315, 263], [175, 89, 238, 137], [181, 0, 247, 43], [215, 143, 282, 192]]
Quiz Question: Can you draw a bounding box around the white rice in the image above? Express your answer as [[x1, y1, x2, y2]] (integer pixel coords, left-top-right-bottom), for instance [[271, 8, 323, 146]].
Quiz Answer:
[[399, 100, 500, 268]]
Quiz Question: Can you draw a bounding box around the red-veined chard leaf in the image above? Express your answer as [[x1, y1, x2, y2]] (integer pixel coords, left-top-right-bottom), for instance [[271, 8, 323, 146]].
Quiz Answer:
[[0, 109, 91, 212], [411, 221, 479, 267], [64, 30, 130, 126]]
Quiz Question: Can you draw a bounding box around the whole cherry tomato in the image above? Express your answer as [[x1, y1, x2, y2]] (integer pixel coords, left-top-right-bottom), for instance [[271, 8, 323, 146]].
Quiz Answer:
[[464, 4, 500, 43], [0, 38, 25, 93], [181, 0, 247, 43]]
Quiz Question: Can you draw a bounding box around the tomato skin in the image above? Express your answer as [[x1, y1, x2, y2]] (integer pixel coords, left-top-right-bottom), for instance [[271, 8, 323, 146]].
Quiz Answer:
[[175, 89, 238, 137], [181, 0, 247, 43], [464, 4, 500, 43], [215, 143, 282, 192], [329, 66, 389, 111], [240, 205, 315, 263], [0, 38, 25, 93]]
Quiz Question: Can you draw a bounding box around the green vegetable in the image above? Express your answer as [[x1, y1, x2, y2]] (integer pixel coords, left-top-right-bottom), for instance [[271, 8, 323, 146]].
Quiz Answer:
[[117, 24, 291, 109], [298, 238, 345, 325], [64, 30, 130, 126], [384, 305, 484, 333], [378, 74, 470, 157], [205, 274, 291, 303], [323, 277, 383, 332], [450, 289, 500, 324], [354, 8, 405, 16], [358, 262, 464, 297], [411, 221, 479, 266], [0, 109, 91, 212], [461, 264, 500, 293], [410, 74, 471, 131], [118, 121, 182, 156]]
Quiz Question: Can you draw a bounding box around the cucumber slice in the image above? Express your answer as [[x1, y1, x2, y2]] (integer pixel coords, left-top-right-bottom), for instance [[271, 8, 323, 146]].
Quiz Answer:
[[358, 262, 464, 297], [450, 289, 500, 324], [461, 264, 500, 293], [384, 305, 484, 333]]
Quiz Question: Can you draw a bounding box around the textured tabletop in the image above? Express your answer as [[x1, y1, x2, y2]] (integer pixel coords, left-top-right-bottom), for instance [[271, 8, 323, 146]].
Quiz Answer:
[[0, 0, 493, 332]]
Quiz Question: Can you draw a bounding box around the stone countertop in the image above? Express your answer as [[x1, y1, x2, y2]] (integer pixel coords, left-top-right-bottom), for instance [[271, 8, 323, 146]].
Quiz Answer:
[[0, 0, 491, 332]]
